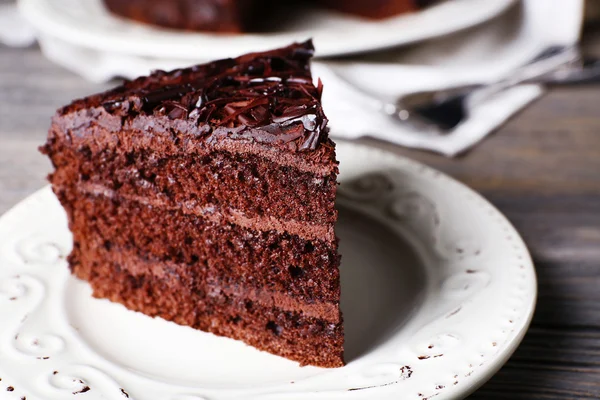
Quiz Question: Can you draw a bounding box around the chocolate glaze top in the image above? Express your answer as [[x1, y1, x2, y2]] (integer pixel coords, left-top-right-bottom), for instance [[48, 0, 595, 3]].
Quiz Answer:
[[59, 40, 328, 152]]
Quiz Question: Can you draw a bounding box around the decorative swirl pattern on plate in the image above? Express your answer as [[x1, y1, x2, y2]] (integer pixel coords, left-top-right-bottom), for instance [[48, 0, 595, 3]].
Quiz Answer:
[[47, 371, 89, 395], [388, 191, 441, 246], [0, 275, 28, 301], [15, 233, 67, 265], [360, 362, 413, 385], [13, 332, 65, 358], [0, 274, 61, 362], [440, 272, 492, 299], [438, 234, 486, 262], [338, 173, 394, 202], [0, 274, 45, 306], [413, 333, 461, 359], [44, 365, 126, 400]]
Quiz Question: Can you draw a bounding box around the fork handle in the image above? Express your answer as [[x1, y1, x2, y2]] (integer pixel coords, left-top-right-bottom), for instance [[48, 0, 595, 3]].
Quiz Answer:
[[467, 47, 580, 108], [532, 58, 600, 86]]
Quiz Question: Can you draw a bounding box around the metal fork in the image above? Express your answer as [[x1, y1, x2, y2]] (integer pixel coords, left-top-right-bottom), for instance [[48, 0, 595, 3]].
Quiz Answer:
[[390, 46, 600, 132], [345, 46, 600, 133]]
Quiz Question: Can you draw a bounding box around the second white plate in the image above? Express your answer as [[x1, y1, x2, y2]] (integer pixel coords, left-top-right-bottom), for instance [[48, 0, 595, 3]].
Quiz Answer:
[[0, 142, 536, 400], [19, 0, 515, 60]]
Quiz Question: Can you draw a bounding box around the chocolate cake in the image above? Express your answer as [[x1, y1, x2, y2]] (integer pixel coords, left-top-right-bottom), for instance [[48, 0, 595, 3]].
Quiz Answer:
[[103, 0, 259, 33], [103, 0, 431, 33], [320, 0, 428, 19], [326, 0, 433, 19], [41, 41, 344, 368]]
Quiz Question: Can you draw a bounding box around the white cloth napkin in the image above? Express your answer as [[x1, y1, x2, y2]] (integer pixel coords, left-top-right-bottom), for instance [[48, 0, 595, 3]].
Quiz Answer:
[[0, 3, 35, 47], [0, 0, 584, 156], [315, 0, 583, 155]]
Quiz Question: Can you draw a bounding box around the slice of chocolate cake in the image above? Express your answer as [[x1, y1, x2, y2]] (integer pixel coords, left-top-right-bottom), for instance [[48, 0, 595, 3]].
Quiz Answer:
[[41, 41, 343, 368]]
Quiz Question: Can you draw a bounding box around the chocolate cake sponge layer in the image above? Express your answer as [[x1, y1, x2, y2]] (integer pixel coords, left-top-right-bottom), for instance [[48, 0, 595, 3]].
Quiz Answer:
[[71, 246, 344, 367], [60, 188, 341, 301], [47, 141, 337, 229]]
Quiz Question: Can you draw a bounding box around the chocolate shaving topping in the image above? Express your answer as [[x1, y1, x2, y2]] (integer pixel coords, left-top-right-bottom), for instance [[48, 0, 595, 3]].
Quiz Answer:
[[154, 101, 189, 120], [97, 40, 326, 151]]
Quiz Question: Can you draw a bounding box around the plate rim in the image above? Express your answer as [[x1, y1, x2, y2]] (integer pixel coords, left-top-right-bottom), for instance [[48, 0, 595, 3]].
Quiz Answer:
[[18, 0, 517, 59]]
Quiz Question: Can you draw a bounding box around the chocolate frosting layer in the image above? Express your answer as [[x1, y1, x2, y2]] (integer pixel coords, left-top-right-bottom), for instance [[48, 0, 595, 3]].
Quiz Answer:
[[59, 40, 328, 152]]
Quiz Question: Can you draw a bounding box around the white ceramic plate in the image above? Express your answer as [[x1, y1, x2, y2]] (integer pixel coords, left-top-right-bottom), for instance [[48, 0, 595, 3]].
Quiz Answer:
[[19, 0, 515, 60], [0, 142, 536, 400]]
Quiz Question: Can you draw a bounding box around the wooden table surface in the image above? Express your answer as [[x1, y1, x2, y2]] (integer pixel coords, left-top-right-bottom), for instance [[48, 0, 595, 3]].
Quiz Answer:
[[1, 17, 600, 400]]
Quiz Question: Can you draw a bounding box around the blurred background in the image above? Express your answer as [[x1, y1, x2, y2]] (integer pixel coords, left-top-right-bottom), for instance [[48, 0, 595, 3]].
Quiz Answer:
[[0, 0, 599, 398]]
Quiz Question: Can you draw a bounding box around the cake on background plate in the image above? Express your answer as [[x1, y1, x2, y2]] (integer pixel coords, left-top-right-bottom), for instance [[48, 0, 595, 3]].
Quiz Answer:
[[41, 41, 344, 368], [103, 0, 428, 32], [103, 0, 260, 33], [318, 0, 428, 20]]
